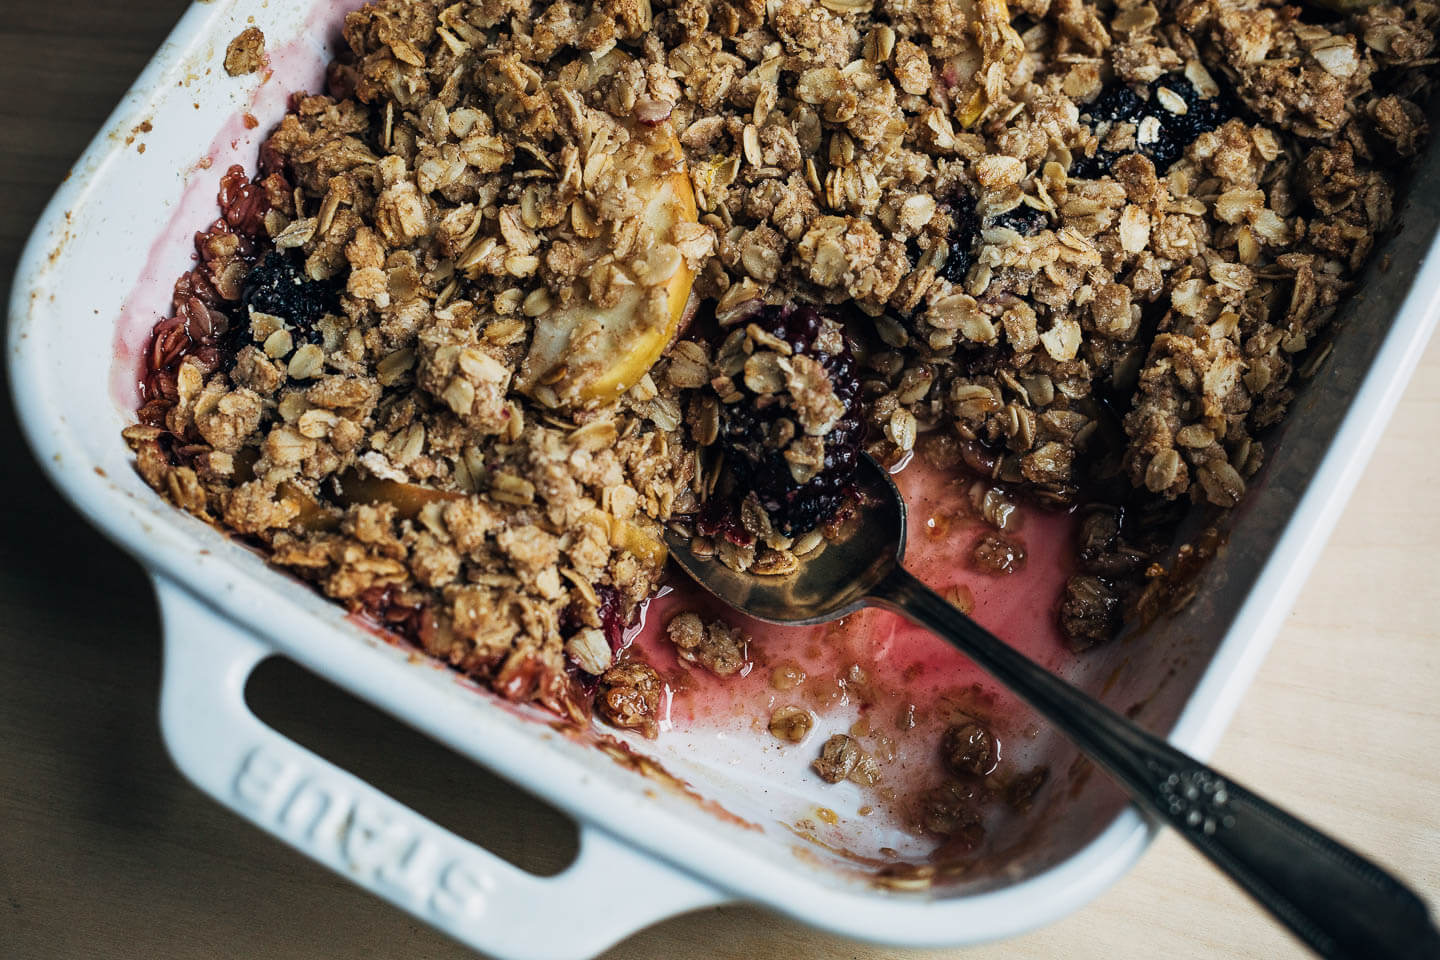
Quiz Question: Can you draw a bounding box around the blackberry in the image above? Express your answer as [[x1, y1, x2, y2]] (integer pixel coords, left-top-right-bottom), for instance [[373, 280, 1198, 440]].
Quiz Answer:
[[959, 345, 1005, 378], [1074, 70, 1236, 178], [1069, 149, 1120, 180], [1143, 72, 1231, 167], [939, 190, 981, 284], [1084, 84, 1146, 125], [904, 235, 924, 271], [240, 251, 336, 346], [990, 204, 1049, 236], [714, 304, 864, 536]]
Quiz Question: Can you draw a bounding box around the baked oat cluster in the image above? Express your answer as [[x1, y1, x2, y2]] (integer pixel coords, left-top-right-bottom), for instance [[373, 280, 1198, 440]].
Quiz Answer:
[[128, 0, 1436, 724]]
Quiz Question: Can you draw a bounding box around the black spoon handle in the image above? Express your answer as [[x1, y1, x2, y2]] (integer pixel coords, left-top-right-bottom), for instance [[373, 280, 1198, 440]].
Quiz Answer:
[[872, 565, 1440, 960]]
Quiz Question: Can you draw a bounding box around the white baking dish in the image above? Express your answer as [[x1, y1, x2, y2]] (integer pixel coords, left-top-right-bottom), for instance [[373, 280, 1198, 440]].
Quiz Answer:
[[10, 1, 1440, 956]]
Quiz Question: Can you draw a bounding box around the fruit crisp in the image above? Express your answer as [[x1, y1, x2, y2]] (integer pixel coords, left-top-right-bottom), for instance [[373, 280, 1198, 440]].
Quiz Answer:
[[128, 0, 1436, 737]]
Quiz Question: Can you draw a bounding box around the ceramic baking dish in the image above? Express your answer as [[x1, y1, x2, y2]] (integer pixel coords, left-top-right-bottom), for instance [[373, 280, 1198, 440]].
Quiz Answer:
[[10, 1, 1440, 956]]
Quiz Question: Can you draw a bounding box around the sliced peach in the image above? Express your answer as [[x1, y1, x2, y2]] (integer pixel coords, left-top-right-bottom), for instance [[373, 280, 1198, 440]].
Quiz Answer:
[[278, 470, 465, 533], [278, 480, 338, 532], [611, 515, 668, 567], [331, 470, 466, 519], [231, 448, 463, 532], [518, 117, 699, 408]]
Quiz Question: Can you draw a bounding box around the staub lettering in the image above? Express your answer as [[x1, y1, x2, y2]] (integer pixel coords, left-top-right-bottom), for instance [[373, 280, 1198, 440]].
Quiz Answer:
[[234, 746, 493, 920]]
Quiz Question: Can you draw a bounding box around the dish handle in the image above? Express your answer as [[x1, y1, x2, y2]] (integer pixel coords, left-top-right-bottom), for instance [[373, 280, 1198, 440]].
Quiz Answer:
[[152, 575, 728, 960]]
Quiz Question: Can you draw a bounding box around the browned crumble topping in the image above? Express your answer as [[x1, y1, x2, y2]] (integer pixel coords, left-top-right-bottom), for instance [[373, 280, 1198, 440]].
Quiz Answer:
[[941, 720, 1000, 777], [225, 27, 268, 76], [129, 0, 1438, 726], [813, 733, 882, 785], [1059, 574, 1123, 648], [595, 661, 665, 738], [665, 611, 751, 676], [970, 531, 1026, 574], [917, 779, 986, 841], [770, 660, 808, 689], [769, 704, 816, 742]]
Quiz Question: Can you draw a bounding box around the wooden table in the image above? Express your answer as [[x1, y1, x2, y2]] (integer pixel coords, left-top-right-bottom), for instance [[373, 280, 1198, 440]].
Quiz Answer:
[[2, 3, 1437, 957]]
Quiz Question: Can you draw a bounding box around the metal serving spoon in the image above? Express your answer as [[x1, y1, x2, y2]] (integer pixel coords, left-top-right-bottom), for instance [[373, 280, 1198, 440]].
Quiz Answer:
[[666, 454, 1440, 960]]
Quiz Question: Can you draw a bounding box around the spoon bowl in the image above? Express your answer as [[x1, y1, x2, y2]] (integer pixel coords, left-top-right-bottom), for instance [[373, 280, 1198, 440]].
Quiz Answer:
[[666, 454, 906, 626]]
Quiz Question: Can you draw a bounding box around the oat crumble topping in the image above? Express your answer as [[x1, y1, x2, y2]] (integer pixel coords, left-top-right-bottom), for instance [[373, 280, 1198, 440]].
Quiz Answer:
[[132, 0, 1436, 745], [225, 27, 268, 77], [665, 610, 752, 675]]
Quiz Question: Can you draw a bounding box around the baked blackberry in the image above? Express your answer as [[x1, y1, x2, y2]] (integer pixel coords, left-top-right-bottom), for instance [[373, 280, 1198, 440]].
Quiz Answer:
[[939, 190, 981, 284], [1086, 84, 1146, 125], [1069, 149, 1120, 180], [714, 304, 864, 536], [240, 251, 336, 345], [1074, 71, 1235, 178], [1142, 72, 1232, 168], [990, 204, 1049, 236]]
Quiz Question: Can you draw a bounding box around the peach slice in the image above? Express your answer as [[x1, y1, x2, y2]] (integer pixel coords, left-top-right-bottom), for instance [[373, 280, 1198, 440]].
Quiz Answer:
[[276, 470, 464, 533], [331, 470, 466, 519], [610, 515, 669, 567], [518, 117, 699, 408], [279, 480, 338, 532], [951, 0, 1024, 128]]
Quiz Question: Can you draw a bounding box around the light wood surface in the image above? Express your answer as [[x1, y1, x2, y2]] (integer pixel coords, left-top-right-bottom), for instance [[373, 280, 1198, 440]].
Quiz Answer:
[[2, 3, 1437, 957]]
